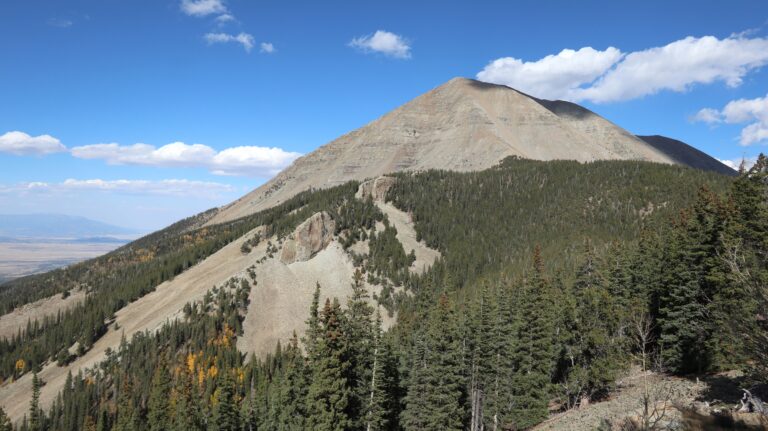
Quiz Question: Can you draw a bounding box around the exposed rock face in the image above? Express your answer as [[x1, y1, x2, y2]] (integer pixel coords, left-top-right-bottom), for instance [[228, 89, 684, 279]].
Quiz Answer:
[[356, 176, 396, 201], [280, 212, 335, 264], [208, 77, 731, 225]]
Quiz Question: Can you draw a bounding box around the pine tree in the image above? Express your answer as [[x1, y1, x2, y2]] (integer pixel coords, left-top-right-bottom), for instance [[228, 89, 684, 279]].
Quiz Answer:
[[113, 375, 137, 431], [402, 294, 465, 431], [401, 331, 430, 431], [277, 332, 308, 430], [213, 371, 241, 431], [29, 372, 42, 431], [0, 407, 12, 431], [306, 298, 352, 431], [148, 357, 172, 431], [510, 247, 555, 429], [364, 310, 391, 431], [657, 189, 729, 374], [173, 361, 203, 431], [564, 246, 622, 406], [345, 269, 375, 428], [726, 154, 768, 379]]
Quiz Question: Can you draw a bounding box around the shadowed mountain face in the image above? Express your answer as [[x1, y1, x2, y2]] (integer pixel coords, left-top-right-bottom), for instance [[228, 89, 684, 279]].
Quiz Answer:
[[637, 135, 736, 176], [208, 77, 732, 225]]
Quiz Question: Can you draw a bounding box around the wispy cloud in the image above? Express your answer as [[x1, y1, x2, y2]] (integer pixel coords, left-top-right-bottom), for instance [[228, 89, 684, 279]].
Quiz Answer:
[[215, 13, 235, 24], [350, 30, 412, 59], [477, 34, 768, 103], [71, 141, 301, 177], [693, 93, 768, 146], [260, 42, 276, 54], [204, 32, 255, 52], [47, 18, 73, 28], [0, 179, 234, 198], [180, 0, 227, 17], [0, 131, 66, 156]]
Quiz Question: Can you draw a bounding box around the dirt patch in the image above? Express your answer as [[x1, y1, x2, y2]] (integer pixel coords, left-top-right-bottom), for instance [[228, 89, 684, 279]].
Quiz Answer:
[[375, 201, 440, 274], [238, 241, 394, 358], [0, 289, 86, 340]]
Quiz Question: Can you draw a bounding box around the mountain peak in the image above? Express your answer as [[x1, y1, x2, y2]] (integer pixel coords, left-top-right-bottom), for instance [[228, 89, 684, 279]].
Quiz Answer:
[[207, 78, 732, 225]]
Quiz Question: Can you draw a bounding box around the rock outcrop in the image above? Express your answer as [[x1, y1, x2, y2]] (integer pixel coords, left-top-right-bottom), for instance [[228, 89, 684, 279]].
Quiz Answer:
[[280, 212, 335, 264], [356, 176, 396, 201]]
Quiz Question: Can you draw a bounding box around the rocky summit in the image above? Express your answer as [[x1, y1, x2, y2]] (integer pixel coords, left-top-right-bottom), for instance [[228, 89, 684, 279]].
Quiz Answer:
[[208, 77, 732, 225]]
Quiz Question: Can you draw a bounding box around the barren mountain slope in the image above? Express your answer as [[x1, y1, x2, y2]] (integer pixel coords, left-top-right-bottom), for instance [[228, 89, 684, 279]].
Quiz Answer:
[[0, 226, 267, 422], [207, 77, 710, 225]]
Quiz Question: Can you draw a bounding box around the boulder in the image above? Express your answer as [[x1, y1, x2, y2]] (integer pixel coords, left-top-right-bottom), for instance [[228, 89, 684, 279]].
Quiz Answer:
[[280, 212, 336, 264], [356, 176, 396, 201]]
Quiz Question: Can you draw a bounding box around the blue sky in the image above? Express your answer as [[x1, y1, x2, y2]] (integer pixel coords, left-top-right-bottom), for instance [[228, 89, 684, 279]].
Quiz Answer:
[[1, 0, 767, 231]]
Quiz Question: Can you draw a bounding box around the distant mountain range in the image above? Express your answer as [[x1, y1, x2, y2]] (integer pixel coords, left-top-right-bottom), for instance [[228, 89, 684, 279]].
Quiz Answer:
[[0, 214, 138, 239]]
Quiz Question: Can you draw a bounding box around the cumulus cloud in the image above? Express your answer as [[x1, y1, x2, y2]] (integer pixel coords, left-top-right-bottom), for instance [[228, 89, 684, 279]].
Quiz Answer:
[[71, 142, 216, 166], [71, 141, 301, 177], [0, 131, 66, 156], [477, 34, 768, 103], [719, 157, 758, 171], [350, 30, 411, 59], [0, 179, 234, 198], [693, 93, 768, 145], [260, 42, 276, 54], [180, 0, 227, 17], [204, 32, 255, 52], [211, 146, 301, 176], [691, 108, 722, 124], [476, 47, 622, 100]]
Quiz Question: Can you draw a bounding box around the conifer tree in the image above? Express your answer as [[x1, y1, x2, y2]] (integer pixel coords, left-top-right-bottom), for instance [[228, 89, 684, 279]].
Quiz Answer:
[[364, 310, 391, 431], [402, 294, 465, 431], [113, 376, 137, 431], [510, 247, 555, 429], [277, 332, 308, 430], [345, 269, 375, 428], [306, 298, 352, 431], [29, 372, 42, 431], [148, 357, 172, 431], [213, 371, 241, 431], [563, 246, 622, 405], [0, 407, 12, 431], [173, 361, 203, 431], [401, 332, 429, 431]]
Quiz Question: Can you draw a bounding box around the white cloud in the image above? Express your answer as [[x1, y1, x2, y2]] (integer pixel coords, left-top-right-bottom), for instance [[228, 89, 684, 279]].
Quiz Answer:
[[215, 13, 235, 24], [71, 141, 301, 177], [0, 179, 234, 198], [211, 146, 302, 176], [718, 157, 757, 171], [691, 108, 723, 124], [71, 142, 216, 166], [0, 131, 66, 156], [204, 32, 255, 52], [693, 93, 768, 145], [47, 18, 73, 28], [350, 30, 411, 59], [477, 35, 768, 103], [260, 42, 275, 54], [180, 0, 227, 17], [476, 47, 622, 100]]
